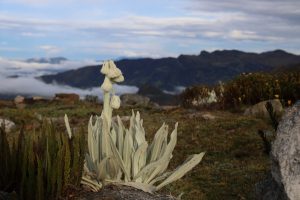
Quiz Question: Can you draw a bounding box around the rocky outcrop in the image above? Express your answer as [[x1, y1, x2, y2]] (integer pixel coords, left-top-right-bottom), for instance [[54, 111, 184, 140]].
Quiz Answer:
[[256, 101, 300, 200], [244, 99, 283, 117], [120, 94, 150, 107]]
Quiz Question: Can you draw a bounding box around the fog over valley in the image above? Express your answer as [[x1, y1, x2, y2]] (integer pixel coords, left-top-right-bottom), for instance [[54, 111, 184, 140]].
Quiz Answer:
[[0, 57, 138, 99]]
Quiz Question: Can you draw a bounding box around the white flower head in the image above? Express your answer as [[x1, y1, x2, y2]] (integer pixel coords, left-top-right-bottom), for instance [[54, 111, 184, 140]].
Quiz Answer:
[[101, 77, 113, 92], [112, 74, 124, 83], [100, 61, 110, 75], [107, 67, 122, 79], [110, 95, 121, 109], [107, 60, 122, 78]]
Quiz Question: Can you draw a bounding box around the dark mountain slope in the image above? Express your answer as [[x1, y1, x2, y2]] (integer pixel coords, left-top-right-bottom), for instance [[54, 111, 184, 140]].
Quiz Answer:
[[39, 50, 300, 91]]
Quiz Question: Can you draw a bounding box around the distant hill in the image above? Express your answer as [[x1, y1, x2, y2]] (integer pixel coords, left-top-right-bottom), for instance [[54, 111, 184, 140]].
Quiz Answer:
[[26, 57, 67, 64], [273, 63, 300, 73], [39, 50, 300, 91]]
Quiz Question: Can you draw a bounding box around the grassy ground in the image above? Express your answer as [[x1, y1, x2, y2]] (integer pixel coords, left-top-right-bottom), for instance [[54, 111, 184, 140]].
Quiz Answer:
[[0, 101, 273, 200]]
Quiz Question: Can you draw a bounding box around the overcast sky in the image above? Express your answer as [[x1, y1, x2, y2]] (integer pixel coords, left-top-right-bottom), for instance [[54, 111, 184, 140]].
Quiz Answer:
[[1, 0, 300, 60]]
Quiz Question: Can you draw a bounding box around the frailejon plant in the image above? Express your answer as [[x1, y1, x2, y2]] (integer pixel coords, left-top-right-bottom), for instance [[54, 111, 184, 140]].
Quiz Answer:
[[75, 60, 205, 193]]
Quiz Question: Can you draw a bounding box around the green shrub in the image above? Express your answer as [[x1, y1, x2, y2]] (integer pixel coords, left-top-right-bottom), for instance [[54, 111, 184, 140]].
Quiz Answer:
[[222, 72, 300, 108], [180, 72, 300, 109], [180, 84, 223, 109], [222, 73, 276, 108]]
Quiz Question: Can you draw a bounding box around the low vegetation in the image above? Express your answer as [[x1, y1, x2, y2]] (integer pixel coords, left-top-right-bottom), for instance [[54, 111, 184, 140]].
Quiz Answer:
[[0, 120, 85, 200], [181, 72, 300, 109], [2, 63, 291, 199], [0, 102, 272, 199]]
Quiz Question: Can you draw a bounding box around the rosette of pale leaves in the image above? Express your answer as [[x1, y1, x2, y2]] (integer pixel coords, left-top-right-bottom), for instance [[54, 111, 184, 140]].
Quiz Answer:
[[73, 60, 205, 193]]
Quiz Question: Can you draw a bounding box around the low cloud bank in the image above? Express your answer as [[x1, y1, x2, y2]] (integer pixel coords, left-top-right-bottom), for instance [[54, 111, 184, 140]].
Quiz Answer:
[[163, 86, 186, 95], [0, 58, 138, 99], [0, 57, 101, 77], [0, 75, 138, 99]]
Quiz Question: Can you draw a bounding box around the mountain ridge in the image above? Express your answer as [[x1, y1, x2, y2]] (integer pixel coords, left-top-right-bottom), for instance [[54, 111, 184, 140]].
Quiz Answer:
[[39, 49, 300, 91]]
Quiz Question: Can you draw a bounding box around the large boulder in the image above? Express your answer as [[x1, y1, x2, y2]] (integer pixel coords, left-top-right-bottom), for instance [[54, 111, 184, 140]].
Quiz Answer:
[[120, 94, 150, 107], [244, 99, 283, 117], [256, 101, 300, 200]]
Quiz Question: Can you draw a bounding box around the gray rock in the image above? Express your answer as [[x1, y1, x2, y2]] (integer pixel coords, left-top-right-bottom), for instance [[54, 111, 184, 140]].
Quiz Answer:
[[79, 184, 176, 200], [244, 99, 283, 117], [256, 101, 300, 200], [120, 94, 150, 107], [0, 118, 16, 132]]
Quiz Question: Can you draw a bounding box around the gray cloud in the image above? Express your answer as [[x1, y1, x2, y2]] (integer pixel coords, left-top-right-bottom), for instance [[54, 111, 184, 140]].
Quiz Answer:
[[0, 58, 138, 98], [0, 57, 101, 76], [187, 0, 300, 40], [1, 0, 299, 58], [188, 0, 300, 19], [0, 75, 138, 99]]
